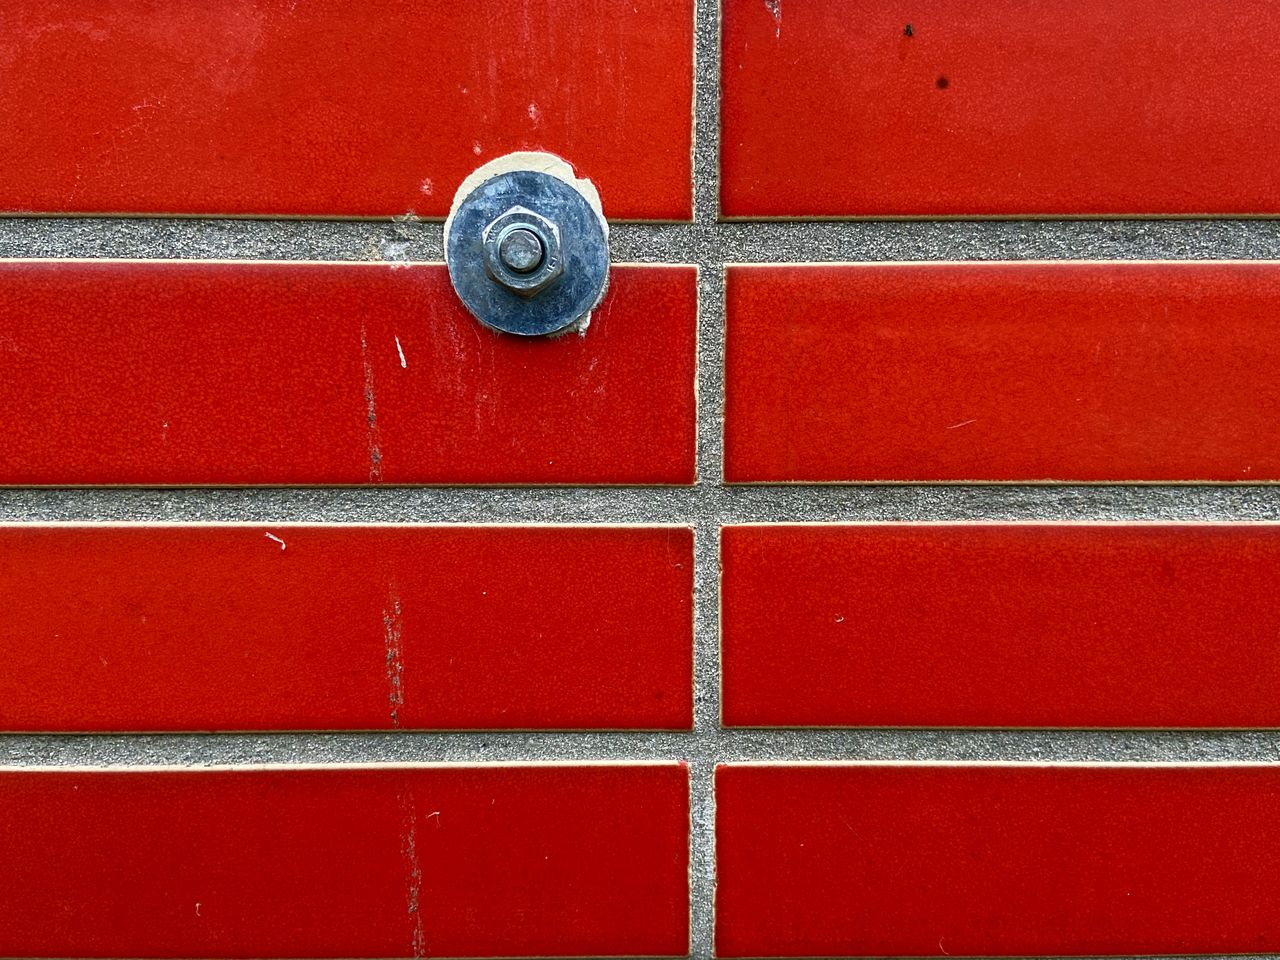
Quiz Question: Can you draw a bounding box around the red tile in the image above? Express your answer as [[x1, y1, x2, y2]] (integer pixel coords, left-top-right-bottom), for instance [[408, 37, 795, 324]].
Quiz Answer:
[[716, 763, 1280, 957], [722, 523, 1280, 729], [721, 0, 1280, 218], [0, 1, 693, 220], [0, 525, 692, 731], [724, 262, 1280, 482], [0, 763, 689, 958], [0, 261, 696, 485]]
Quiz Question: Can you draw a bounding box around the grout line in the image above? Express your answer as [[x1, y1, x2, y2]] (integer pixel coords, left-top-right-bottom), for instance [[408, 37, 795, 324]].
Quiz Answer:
[[5, 217, 1280, 264], [691, 522, 722, 737], [691, 0, 721, 227], [3, 729, 1280, 766], [0, 485, 1278, 524], [689, 1, 723, 952], [689, 514, 721, 960], [693, 266, 726, 485], [688, 757, 716, 960]]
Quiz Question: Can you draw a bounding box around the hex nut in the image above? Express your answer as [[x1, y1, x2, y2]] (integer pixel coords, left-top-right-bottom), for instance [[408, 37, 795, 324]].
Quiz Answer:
[[481, 206, 564, 298]]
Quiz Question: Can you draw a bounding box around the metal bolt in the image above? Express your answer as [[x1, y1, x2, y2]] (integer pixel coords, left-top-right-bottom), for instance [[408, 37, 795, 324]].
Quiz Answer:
[[481, 206, 564, 298], [444, 159, 609, 335], [497, 227, 544, 274]]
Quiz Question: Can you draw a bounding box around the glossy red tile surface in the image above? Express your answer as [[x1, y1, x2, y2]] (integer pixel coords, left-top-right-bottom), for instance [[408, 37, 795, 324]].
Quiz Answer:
[[722, 523, 1280, 729], [724, 262, 1280, 482], [0, 763, 689, 958], [721, 0, 1280, 218], [0, 1, 693, 220], [716, 763, 1280, 957], [0, 525, 692, 731], [0, 261, 696, 485]]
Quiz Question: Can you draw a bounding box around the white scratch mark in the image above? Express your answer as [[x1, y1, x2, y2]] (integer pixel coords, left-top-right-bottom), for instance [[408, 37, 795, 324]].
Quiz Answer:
[[195, 902, 201, 917], [419, 178, 433, 196], [264, 532, 286, 551], [360, 320, 384, 481], [947, 418, 978, 430], [400, 791, 427, 959], [131, 96, 166, 115], [939, 937, 951, 956], [763, 0, 781, 37], [395, 335, 408, 369], [383, 581, 404, 727], [426, 810, 441, 827], [472, 140, 483, 156]]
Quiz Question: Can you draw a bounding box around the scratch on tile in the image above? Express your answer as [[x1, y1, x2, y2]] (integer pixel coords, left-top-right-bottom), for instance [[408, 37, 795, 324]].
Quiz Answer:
[[360, 320, 385, 481], [395, 335, 408, 369], [763, 0, 781, 37], [947, 418, 978, 430], [467, 322, 498, 433], [399, 790, 427, 959], [264, 531, 286, 551], [663, 527, 685, 570], [383, 581, 404, 728]]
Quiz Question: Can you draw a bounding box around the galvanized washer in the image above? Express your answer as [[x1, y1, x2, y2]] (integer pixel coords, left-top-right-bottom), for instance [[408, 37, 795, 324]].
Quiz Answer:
[[445, 165, 609, 336]]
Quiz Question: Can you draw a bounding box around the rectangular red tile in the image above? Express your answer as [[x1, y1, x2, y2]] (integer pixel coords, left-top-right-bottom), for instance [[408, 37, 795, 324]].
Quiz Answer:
[[724, 262, 1280, 482], [0, 524, 692, 731], [716, 762, 1280, 957], [0, 260, 696, 485], [722, 523, 1280, 729], [0, 1, 693, 219], [0, 763, 689, 958], [721, 0, 1280, 218]]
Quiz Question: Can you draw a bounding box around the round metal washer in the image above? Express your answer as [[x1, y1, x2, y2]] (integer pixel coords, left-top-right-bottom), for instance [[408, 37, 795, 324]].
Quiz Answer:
[[445, 169, 609, 336]]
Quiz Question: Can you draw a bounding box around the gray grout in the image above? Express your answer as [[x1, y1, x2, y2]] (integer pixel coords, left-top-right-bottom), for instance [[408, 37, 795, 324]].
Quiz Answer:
[[3, 0, 1280, 955], [7, 729, 1280, 767], [6, 217, 1280, 265], [1, 484, 1279, 524], [687, 2, 722, 952]]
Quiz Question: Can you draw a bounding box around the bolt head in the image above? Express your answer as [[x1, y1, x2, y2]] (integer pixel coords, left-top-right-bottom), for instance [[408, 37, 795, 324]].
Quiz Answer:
[[498, 227, 544, 274], [481, 206, 564, 298]]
